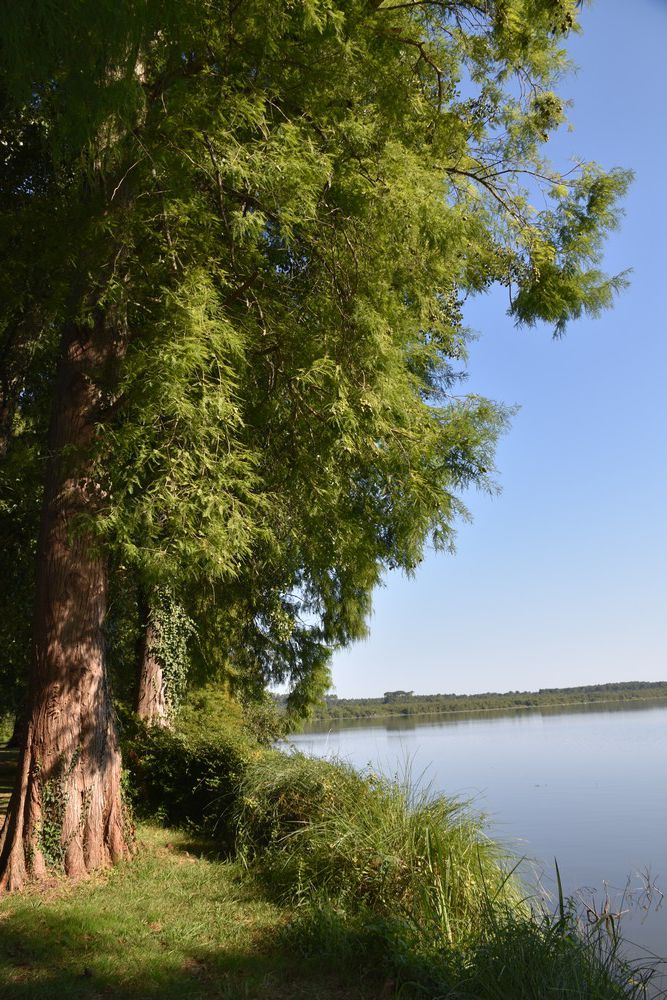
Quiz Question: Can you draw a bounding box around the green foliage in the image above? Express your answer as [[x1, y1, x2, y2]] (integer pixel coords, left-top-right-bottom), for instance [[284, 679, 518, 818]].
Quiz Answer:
[[0, 0, 631, 715], [146, 591, 196, 714], [240, 697, 291, 746], [176, 683, 288, 746], [35, 750, 83, 871], [0, 411, 46, 718], [0, 810, 655, 999], [175, 685, 247, 743], [511, 167, 632, 335], [0, 717, 13, 745], [105, 570, 143, 707], [121, 685, 290, 839], [311, 681, 667, 724], [120, 714, 257, 845], [235, 754, 370, 858]]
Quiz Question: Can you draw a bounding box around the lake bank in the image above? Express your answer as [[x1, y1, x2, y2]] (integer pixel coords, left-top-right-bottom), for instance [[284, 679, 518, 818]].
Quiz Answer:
[[0, 717, 661, 998], [291, 698, 667, 975], [303, 691, 667, 732]]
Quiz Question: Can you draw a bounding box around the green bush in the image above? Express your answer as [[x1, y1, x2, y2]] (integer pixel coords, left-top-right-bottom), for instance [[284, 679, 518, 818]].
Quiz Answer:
[[120, 715, 259, 847], [119, 688, 283, 844], [0, 714, 13, 744], [176, 684, 287, 747]]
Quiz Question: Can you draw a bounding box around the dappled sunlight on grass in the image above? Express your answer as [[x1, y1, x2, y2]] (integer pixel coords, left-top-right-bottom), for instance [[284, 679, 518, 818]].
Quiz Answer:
[[0, 826, 388, 999]]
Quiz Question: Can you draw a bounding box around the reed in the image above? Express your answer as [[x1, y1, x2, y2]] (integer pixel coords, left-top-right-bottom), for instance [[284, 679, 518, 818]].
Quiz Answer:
[[234, 751, 664, 999]]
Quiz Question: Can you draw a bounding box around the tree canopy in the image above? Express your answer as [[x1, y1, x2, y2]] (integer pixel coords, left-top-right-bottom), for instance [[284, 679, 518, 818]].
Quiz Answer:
[[0, 0, 629, 886], [1, 0, 629, 710]]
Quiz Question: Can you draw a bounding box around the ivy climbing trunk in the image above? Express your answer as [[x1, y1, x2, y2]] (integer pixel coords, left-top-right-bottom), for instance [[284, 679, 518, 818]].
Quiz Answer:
[[135, 594, 172, 729], [0, 315, 133, 891]]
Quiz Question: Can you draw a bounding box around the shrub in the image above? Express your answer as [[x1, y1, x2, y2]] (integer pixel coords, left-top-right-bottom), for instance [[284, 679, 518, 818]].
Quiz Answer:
[[0, 714, 13, 745], [177, 684, 288, 746], [120, 715, 259, 846]]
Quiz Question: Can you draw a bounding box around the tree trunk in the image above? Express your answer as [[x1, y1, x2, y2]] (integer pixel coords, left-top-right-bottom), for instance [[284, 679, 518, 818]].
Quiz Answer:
[[0, 315, 133, 892], [135, 594, 172, 729]]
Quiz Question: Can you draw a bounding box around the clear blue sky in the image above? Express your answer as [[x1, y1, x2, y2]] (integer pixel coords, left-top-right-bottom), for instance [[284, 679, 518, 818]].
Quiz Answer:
[[330, 0, 667, 697]]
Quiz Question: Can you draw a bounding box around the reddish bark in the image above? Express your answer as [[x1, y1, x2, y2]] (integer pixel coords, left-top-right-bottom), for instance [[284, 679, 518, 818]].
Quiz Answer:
[[135, 615, 172, 729], [0, 315, 133, 892]]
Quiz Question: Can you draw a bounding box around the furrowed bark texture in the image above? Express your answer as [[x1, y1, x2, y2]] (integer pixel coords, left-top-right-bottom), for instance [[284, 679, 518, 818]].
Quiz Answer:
[[135, 611, 172, 729], [0, 317, 133, 891]]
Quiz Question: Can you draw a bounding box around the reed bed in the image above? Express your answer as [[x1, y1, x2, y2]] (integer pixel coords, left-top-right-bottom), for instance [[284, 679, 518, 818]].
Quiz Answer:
[[234, 751, 663, 999]]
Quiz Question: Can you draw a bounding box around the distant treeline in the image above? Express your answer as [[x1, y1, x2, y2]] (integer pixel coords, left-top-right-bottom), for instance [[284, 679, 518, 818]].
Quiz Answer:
[[308, 681, 667, 723]]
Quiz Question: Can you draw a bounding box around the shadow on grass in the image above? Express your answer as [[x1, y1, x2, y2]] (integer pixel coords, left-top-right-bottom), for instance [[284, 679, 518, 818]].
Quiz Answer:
[[0, 864, 394, 1000], [0, 747, 18, 794], [1, 850, 663, 1000], [165, 835, 231, 864]]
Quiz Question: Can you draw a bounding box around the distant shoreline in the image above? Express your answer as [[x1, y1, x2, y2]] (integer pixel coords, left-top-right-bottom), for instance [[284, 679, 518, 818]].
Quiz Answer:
[[303, 684, 667, 730]]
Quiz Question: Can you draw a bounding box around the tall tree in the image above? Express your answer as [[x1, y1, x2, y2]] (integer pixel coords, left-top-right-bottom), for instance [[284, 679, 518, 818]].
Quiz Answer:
[[0, 0, 629, 889]]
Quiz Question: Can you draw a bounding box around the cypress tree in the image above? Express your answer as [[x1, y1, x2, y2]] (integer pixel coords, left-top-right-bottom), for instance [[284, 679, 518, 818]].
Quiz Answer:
[[0, 0, 629, 888]]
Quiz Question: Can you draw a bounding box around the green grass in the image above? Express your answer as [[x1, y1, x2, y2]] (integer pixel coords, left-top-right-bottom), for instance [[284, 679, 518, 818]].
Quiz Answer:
[[233, 752, 663, 999], [0, 825, 390, 999], [0, 824, 659, 1000], [0, 737, 663, 999]]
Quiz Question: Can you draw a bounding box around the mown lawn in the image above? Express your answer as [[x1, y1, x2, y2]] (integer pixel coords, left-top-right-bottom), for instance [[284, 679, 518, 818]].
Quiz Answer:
[[0, 824, 390, 999]]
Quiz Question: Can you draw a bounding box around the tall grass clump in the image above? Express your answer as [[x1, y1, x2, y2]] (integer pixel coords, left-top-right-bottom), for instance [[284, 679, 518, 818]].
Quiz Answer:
[[234, 752, 663, 999], [235, 752, 522, 948], [441, 902, 662, 999]]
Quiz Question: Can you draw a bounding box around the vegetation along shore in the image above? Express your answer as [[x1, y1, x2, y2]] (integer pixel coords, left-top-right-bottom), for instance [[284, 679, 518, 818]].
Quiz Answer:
[[1, 695, 663, 998], [306, 681, 667, 725]]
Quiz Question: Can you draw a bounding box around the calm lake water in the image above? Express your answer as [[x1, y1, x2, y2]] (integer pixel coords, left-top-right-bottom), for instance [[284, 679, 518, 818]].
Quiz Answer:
[[290, 699, 667, 969]]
